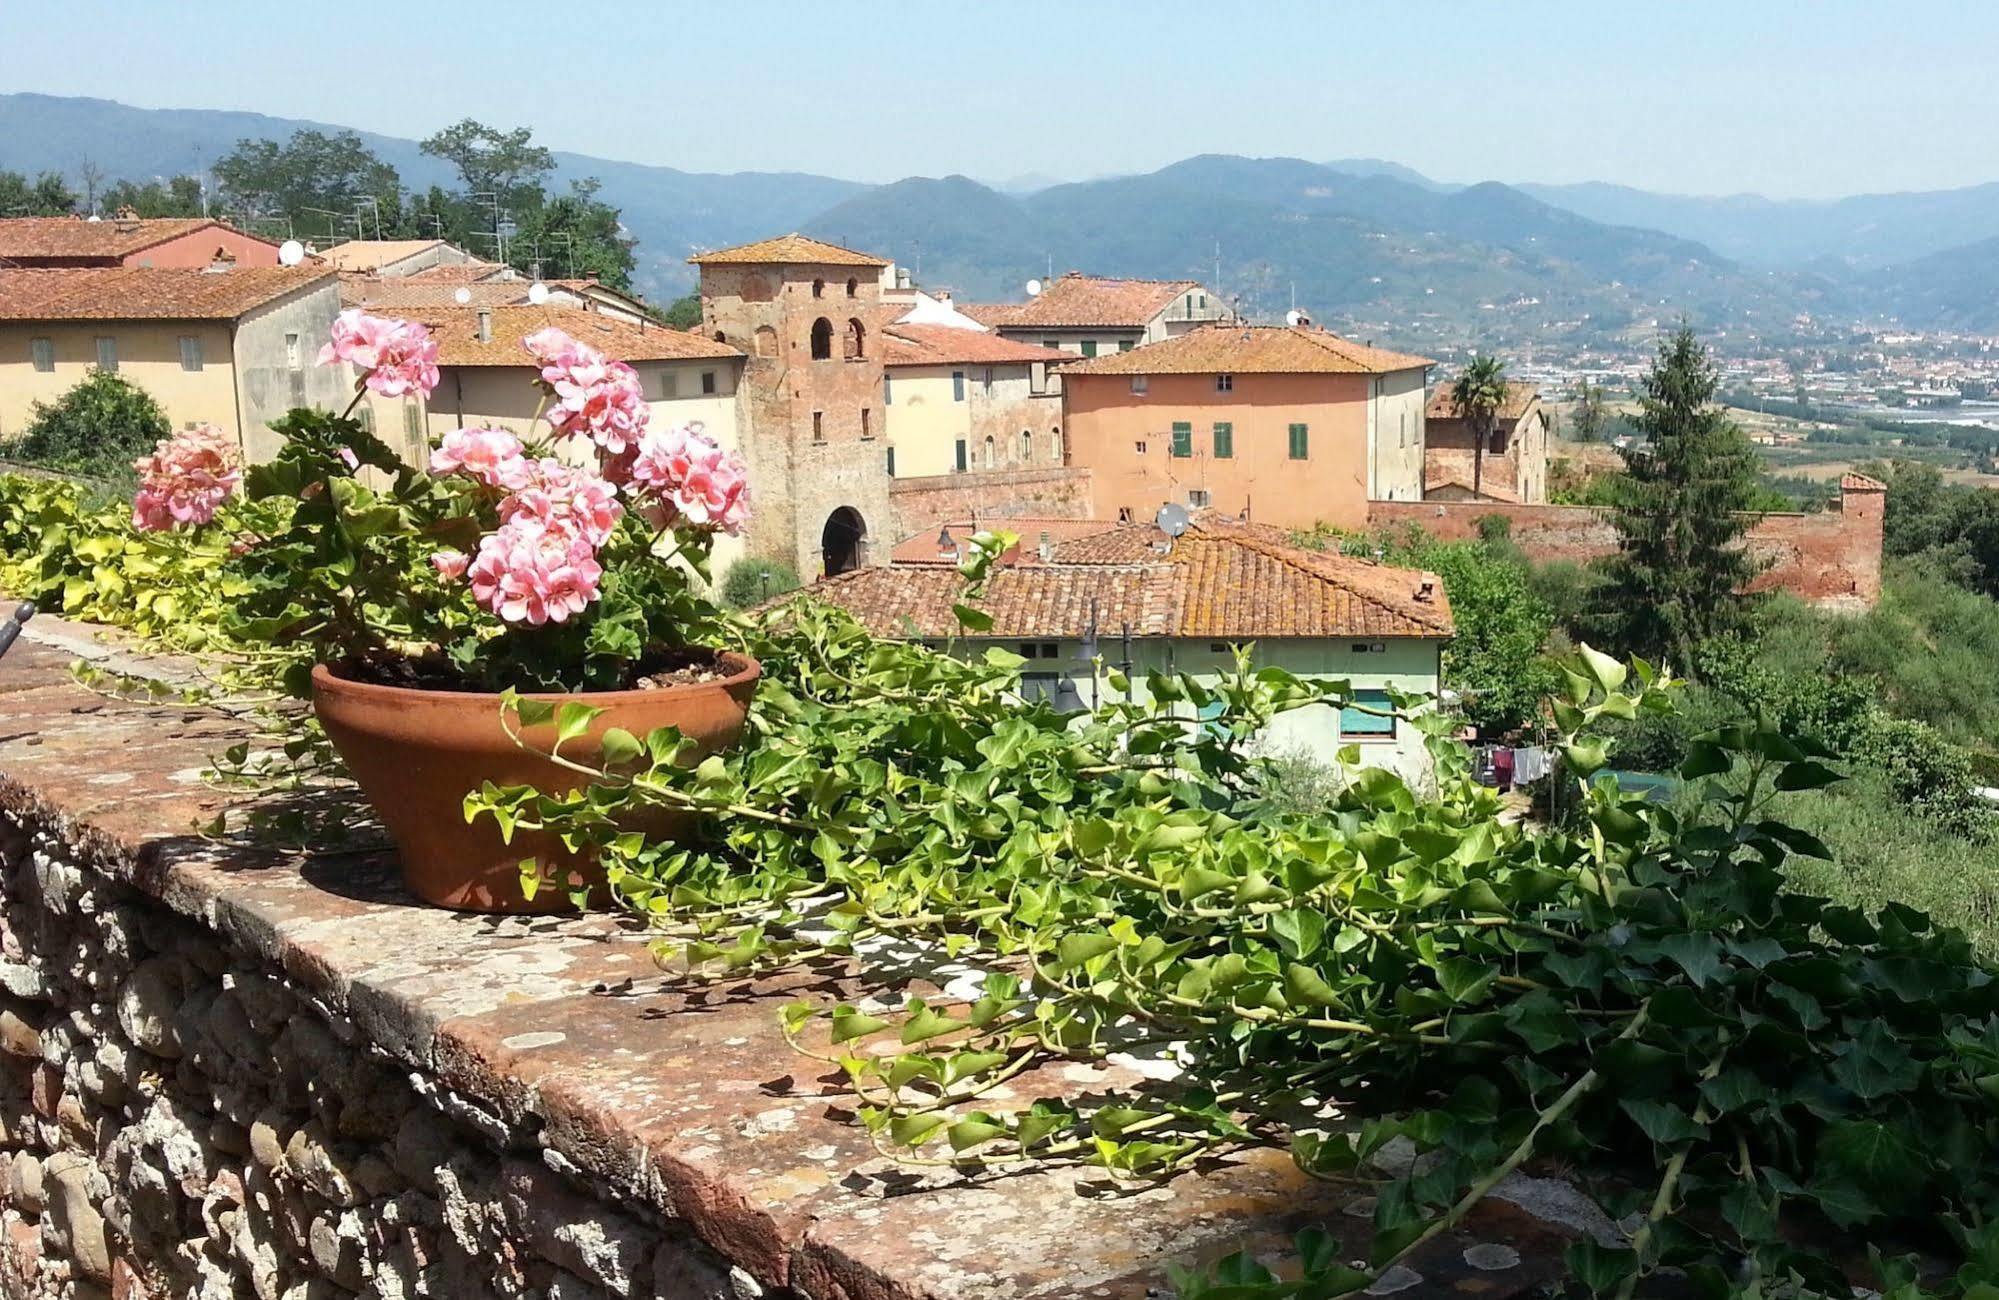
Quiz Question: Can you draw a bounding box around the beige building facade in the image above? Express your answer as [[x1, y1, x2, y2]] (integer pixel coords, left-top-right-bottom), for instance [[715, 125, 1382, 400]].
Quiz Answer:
[[880, 325, 1068, 480]]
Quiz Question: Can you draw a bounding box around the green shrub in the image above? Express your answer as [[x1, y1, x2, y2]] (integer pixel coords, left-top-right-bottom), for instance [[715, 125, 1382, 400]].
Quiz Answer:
[[718, 558, 801, 609], [2, 370, 170, 483]]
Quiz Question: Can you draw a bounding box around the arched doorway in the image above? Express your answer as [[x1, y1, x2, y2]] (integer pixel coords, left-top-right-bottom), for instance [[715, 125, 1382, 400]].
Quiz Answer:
[[821, 506, 867, 576]]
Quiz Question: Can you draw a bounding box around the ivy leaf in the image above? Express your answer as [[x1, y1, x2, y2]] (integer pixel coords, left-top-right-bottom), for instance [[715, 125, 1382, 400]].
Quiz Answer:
[[947, 1115, 1009, 1151], [1284, 963, 1342, 1008], [1817, 1119, 1925, 1194], [1720, 1182, 1781, 1244], [598, 727, 644, 766], [1620, 1097, 1702, 1145], [1503, 990, 1581, 1052], [1270, 908, 1326, 960], [1435, 957, 1496, 1004], [951, 602, 994, 632], [888, 1113, 949, 1147], [829, 1006, 890, 1044], [1828, 1023, 1922, 1100], [1698, 1067, 1774, 1115], [1659, 932, 1727, 988], [1564, 1240, 1637, 1294], [1774, 760, 1844, 792], [899, 1002, 960, 1045], [555, 701, 604, 748]]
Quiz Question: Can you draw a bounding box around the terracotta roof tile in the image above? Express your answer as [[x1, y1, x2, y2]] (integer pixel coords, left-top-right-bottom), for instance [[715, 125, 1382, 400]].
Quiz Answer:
[[337, 274, 588, 311], [1840, 471, 1887, 491], [0, 266, 336, 321], [1059, 324, 1432, 377], [318, 240, 451, 272], [1423, 470, 1522, 503], [804, 516, 1451, 641], [881, 324, 1073, 368], [394, 305, 741, 367], [1426, 381, 1541, 422], [0, 217, 255, 262], [889, 518, 1122, 565], [688, 234, 887, 267], [399, 262, 510, 283], [959, 273, 1201, 330]]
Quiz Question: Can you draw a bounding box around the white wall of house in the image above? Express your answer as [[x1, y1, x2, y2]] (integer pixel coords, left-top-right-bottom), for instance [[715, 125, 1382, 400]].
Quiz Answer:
[[1369, 366, 1429, 502]]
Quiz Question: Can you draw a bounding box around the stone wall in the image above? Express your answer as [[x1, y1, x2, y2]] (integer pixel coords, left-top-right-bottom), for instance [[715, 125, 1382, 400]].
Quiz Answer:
[[0, 792, 748, 1300], [1366, 479, 1885, 609], [887, 465, 1096, 539]]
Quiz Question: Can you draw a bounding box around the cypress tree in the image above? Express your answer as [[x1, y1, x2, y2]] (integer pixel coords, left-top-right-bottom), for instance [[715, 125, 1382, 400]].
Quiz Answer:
[[1602, 327, 1765, 673]]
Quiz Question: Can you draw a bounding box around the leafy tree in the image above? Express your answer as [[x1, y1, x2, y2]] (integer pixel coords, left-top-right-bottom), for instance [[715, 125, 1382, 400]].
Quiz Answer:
[[719, 558, 801, 609], [420, 119, 554, 213], [99, 175, 205, 218], [212, 130, 400, 235], [1449, 354, 1509, 501], [0, 170, 79, 216], [512, 178, 637, 289], [417, 121, 635, 289], [1570, 378, 1608, 444], [660, 294, 703, 329], [3, 371, 170, 480], [1599, 327, 1765, 673]]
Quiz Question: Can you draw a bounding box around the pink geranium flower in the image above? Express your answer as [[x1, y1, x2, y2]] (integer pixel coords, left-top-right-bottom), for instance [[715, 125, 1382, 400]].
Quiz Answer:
[[429, 427, 529, 490], [318, 309, 441, 400], [628, 422, 751, 536], [498, 458, 625, 549], [465, 516, 603, 626], [131, 424, 242, 531], [525, 327, 650, 454], [431, 550, 470, 581]]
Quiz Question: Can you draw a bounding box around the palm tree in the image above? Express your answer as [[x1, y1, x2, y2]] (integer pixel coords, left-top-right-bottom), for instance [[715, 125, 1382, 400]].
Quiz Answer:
[[1451, 354, 1510, 502]]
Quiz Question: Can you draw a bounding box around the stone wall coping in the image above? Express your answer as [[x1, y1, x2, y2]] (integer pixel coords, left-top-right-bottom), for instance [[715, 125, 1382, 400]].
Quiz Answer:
[[0, 618, 1571, 1298]]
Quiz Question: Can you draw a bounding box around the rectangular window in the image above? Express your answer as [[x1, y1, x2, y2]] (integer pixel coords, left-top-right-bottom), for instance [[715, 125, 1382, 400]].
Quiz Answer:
[[1213, 421, 1233, 459], [94, 336, 118, 373], [860, 407, 872, 440], [175, 335, 202, 371], [1116, 340, 1134, 353], [1130, 375, 1148, 395], [952, 370, 966, 401], [285, 333, 301, 370], [1198, 293, 1207, 310], [1339, 689, 1396, 739], [886, 446, 896, 477], [29, 338, 53, 372], [1170, 422, 1192, 458], [701, 370, 717, 395], [1215, 373, 1233, 392], [1288, 422, 1309, 460], [954, 439, 968, 472], [1189, 488, 1212, 508], [883, 373, 893, 405], [1134, 440, 1148, 455], [983, 367, 994, 393], [402, 401, 423, 450], [812, 411, 824, 442], [1041, 338, 1059, 351], [1080, 341, 1098, 359], [659, 370, 679, 398]]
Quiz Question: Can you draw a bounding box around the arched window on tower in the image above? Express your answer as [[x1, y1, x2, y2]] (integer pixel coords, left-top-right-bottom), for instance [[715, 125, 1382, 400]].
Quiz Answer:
[[983, 435, 996, 469], [753, 325, 777, 358], [844, 317, 866, 361], [846, 277, 859, 297], [812, 278, 825, 298], [1049, 427, 1063, 463], [810, 318, 833, 360], [1019, 429, 1032, 462]]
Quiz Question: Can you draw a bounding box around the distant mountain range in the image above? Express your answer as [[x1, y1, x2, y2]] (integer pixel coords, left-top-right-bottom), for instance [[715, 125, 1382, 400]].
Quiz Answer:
[[9, 92, 1999, 335]]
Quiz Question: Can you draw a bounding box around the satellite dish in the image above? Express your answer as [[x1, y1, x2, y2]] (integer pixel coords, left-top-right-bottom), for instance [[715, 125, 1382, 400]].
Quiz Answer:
[[526, 281, 551, 305], [1284, 308, 1303, 327], [85, 213, 102, 223], [278, 239, 305, 267], [453, 287, 473, 305], [1155, 503, 1191, 537], [1025, 278, 1042, 297]]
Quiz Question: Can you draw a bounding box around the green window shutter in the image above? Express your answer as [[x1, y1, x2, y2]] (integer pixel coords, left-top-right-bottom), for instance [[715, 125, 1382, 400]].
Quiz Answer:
[[1117, 340, 1134, 352], [886, 446, 896, 477], [955, 439, 968, 472], [952, 371, 965, 401], [1339, 689, 1396, 738], [1288, 423, 1309, 459], [1212, 422, 1233, 459], [884, 373, 893, 404], [1081, 341, 1099, 358], [1171, 422, 1193, 458]]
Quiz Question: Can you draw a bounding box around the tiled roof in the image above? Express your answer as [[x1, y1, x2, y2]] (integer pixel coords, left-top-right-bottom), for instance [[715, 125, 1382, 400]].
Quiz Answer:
[[889, 518, 1122, 565], [0, 266, 336, 321], [1423, 470, 1522, 503], [0, 217, 251, 262], [881, 324, 1073, 368], [318, 240, 448, 272], [1059, 325, 1433, 377], [394, 305, 741, 367], [338, 275, 583, 311], [1426, 381, 1541, 422], [959, 273, 1199, 330], [1841, 471, 1887, 491], [399, 262, 510, 283], [805, 516, 1452, 641], [688, 234, 888, 267]]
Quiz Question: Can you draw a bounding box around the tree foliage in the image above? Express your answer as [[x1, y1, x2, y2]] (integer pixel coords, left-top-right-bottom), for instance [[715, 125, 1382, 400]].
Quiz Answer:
[[1601, 328, 1767, 673], [2, 370, 170, 481], [420, 119, 555, 212], [0, 169, 79, 216], [99, 175, 205, 218], [1449, 354, 1509, 501], [1570, 378, 1609, 444], [213, 130, 402, 234]]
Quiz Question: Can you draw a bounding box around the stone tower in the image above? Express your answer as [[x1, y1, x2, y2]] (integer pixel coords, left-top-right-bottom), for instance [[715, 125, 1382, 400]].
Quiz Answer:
[[691, 235, 894, 580]]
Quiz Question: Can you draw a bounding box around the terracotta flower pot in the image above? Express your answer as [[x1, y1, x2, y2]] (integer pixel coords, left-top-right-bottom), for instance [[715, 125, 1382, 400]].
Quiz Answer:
[[310, 654, 760, 913]]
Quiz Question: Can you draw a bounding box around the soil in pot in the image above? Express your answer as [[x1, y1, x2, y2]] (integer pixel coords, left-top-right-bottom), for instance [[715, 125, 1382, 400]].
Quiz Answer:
[[311, 650, 760, 914]]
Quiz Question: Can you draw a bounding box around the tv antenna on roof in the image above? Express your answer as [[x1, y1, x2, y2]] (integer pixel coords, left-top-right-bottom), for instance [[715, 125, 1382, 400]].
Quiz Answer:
[[1155, 502, 1191, 538], [1025, 278, 1042, 297]]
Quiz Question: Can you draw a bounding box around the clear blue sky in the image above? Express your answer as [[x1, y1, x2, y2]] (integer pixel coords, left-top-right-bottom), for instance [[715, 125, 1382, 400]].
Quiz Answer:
[[5, 0, 1997, 199]]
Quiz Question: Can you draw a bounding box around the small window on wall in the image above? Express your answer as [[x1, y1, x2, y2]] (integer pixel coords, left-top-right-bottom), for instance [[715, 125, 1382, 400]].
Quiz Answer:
[[883, 373, 893, 405], [178, 335, 203, 371], [886, 446, 896, 477], [1041, 338, 1059, 351], [1170, 422, 1192, 458], [812, 410, 825, 443], [860, 408, 873, 440], [1288, 423, 1309, 459], [1339, 689, 1396, 739], [983, 434, 996, 468], [1080, 341, 1098, 359], [402, 402, 423, 455], [285, 333, 302, 370], [1215, 373, 1233, 393], [29, 338, 53, 372], [1212, 421, 1233, 459], [659, 370, 679, 399], [1049, 427, 1062, 462], [94, 336, 118, 373], [952, 370, 966, 401], [701, 370, 717, 395], [955, 439, 968, 472], [1018, 429, 1032, 460], [1130, 375, 1148, 394], [1134, 440, 1148, 455], [1189, 489, 1211, 507], [1117, 340, 1134, 352]]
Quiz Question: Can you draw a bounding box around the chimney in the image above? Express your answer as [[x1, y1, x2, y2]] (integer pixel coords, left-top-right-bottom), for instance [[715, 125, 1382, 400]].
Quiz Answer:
[[202, 247, 237, 274], [1037, 530, 1053, 562], [1415, 580, 1436, 603], [476, 309, 492, 344]]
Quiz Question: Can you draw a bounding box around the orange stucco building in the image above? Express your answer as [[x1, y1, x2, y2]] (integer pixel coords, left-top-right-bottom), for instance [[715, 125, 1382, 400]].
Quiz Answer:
[[1058, 324, 1433, 531], [0, 216, 282, 270]]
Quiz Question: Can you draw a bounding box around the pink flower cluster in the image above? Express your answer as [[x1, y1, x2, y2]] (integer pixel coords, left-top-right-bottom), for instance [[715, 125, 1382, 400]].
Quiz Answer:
[[131, 424, 242, 532], [524, 327, 649, 454], [629, 422, 751, 536], [429, 427, 527, 489], [465, 518, 604, 627], [318, 309, 441, 399]]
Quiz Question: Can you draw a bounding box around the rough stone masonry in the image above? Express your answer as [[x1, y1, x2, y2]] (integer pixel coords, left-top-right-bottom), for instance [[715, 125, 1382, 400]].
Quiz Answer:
[[0, 625, 1592, 1299]]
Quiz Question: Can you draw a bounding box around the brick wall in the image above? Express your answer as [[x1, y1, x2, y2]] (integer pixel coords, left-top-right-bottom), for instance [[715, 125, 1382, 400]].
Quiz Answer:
[[1365, 481, 1885, 609], [888, 466, 1096, 540]]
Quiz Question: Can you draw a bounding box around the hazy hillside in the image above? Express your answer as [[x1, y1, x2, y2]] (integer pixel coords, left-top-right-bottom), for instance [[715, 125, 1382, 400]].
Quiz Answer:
[[1851, 234, 1999, 331], [0, 93, 866, 294]]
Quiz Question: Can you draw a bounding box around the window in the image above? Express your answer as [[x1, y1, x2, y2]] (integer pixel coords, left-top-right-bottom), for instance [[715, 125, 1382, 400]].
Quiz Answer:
[[886, 446, 897, 477], [659, 370, 680, 399], [1189, 489, 1212, 508], [1339, 689, 1396, 739], [1130, 375, 1148, 395], [1049, 427, 1062, 462], [1117, 340, 1134, 352], [1288, 422, 1309, 460], [983, 367, 995, 393], [285, 333, 302, 370], [1198, 292, 1207, 310], [1080, 341, 1098, 359], [94, 336, 118, 373], [983, 434, 996, 468], [812, 278, 825, 298], [810, 317, 833, 360], [1213, 421, 1233, 459], [402, 401, 423, 452], [29, 338, 52, 373], [1041, 338, 1059, 351], [1215, 373, 1233, 393], [812, 410, 825, 443], [1016, 642, 1059, 659], [883, 373, 893, 405], [954, 439, 968, 472], [1170, 422, 1192, 458], [1134, 440, 1148, 455], [860, 408, 872, 440], [846, 277, 859, 297], [844, 317, 866, 360], [178, 335, 203, 372], [951, 370, 966, 402], [1018, 429, 1032, 460], [701, 370, 717, 395]]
